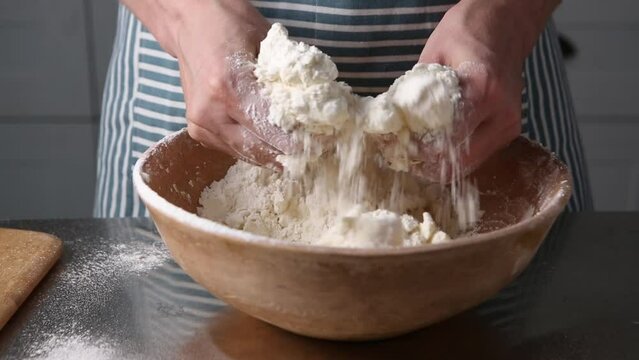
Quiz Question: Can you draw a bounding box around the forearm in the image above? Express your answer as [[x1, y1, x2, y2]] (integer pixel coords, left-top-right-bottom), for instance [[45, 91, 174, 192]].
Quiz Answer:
[[452, 0, 560, 61], [503, 0, 561, 54], [120, 0, 260, 57], [119, 0, 196, 56]]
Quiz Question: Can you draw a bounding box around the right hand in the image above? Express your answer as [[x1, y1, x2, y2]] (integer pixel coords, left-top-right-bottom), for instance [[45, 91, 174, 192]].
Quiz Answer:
[[146, 0, 293, 167]]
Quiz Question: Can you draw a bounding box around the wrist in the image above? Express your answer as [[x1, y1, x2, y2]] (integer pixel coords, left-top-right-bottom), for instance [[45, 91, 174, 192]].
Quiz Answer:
[[450, 0, 559, 62], [502, 0, 560, 55], [120, 0, 203, 57]]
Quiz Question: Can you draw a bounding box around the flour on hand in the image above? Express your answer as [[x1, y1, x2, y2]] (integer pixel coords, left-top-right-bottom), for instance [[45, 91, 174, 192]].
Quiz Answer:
[[199, 23, 477, 248]]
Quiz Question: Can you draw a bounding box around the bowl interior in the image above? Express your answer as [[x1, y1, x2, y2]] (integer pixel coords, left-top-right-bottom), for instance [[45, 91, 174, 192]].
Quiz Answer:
[[140, 130, 571, 239]]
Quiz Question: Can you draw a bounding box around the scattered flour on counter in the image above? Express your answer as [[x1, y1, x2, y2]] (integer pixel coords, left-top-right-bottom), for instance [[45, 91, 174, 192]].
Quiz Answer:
[[23, 233, 169, 360], [61, 236, 169, 290], [199, 23, 478, 248], [43, 233, 170, 321], [28, 332, 117, 360]]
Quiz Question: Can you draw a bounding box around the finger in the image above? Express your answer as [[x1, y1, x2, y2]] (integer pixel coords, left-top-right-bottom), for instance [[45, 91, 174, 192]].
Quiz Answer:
[[187, 121, 239, 157], [369, 133, 409, 164], [226, 51, 297, 154], [232, 101, 297, 155], [402, 63, 490, 181], [223, 122, 284, 170], [231, 125, 282, 167], [454, 61, 490, 137], [187, 120, 280, 169], [408, 139, 448, 183], [457, 115, 520, 173], [411, 114, 519, 183]]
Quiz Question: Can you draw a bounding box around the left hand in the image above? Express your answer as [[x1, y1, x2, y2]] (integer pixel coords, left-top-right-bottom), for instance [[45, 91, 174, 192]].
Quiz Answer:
[[408, 0, 555, 182]]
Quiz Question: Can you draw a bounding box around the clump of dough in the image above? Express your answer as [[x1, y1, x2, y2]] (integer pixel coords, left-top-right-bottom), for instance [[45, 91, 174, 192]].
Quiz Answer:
[[317, 207, 450, 248], [388, 63, 460, 133], [255, 24, 352, 135]]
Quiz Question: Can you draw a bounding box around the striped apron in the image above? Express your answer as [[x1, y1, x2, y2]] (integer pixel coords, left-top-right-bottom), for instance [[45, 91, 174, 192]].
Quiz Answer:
[[95, 0, 593, 218]]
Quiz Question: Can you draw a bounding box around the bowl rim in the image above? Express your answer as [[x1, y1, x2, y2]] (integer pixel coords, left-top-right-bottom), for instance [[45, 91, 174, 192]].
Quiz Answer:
[[133, 129, 572, 257]]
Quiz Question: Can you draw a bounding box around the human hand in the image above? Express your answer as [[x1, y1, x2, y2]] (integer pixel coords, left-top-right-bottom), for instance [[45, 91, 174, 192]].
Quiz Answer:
[[406, 0, 557, 182], [128, 0, 293, 167], [178, 1, 296, 167]]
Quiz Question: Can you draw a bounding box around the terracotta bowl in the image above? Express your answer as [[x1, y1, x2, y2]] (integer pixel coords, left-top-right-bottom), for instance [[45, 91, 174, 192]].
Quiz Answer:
[[133, 129, 571, 341]]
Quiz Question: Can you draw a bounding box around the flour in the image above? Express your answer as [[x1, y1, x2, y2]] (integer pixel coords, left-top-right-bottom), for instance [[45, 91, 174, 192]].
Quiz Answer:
[[255, 23, 352, 135], [387, 63, 460, 133], [199, 161, 450, 246], [199, 23, 478, 248], [316, 207, 451, 248], [21, 233, 169, 360], [28, 332, 117, 360], [60, 236, 169, 290]]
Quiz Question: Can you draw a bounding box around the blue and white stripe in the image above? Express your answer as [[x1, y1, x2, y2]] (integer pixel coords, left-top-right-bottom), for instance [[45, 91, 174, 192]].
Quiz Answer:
[[135, 260, 226, 346], [95, 8, 139, 218], [523, 22, 593, 211], [95, 1, 592, 217]]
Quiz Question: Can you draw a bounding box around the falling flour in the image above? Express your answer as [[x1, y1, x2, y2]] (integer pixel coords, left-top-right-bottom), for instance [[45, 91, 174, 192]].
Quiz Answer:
[[199, 23, 479, 248]]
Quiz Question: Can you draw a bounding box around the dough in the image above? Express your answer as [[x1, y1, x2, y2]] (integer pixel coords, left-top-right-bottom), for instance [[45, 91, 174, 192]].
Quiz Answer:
[[199, 23, 475, 248]]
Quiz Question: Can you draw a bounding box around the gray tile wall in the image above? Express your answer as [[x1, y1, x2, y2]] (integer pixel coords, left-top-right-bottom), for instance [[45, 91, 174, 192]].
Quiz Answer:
[[555, 0, 639, 210], [0, 1, 93, 117], [0, 0, 117, 220], [0, 122, 96, 218]]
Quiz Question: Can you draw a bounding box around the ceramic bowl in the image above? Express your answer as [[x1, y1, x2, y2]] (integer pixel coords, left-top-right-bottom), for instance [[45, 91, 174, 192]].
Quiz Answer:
[[133, 129, 571, 340]]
